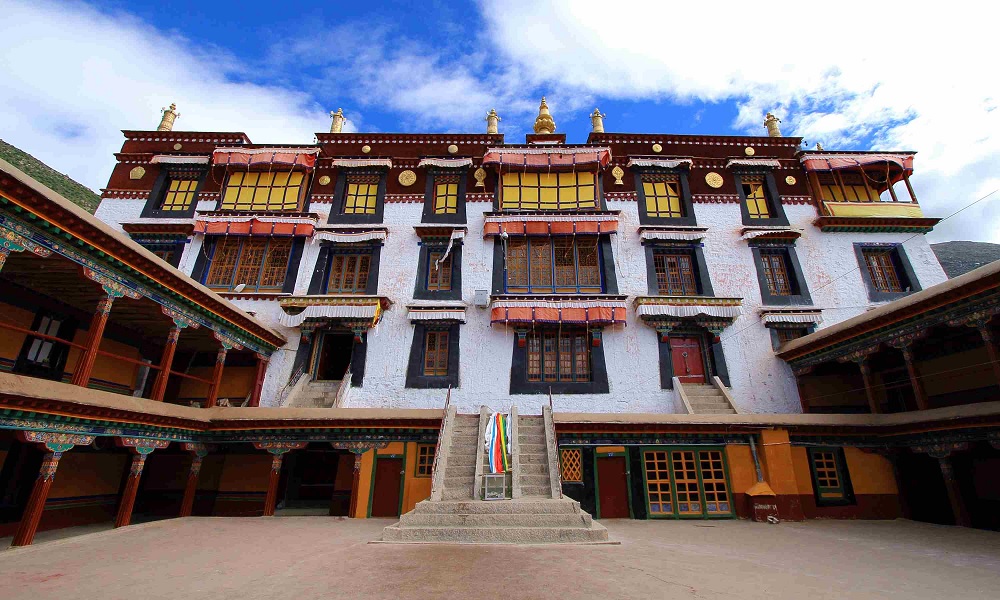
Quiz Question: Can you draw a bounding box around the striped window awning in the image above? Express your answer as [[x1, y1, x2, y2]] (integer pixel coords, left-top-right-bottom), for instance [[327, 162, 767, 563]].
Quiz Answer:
[[417, 158, 473, 168], [760, 310, 823, 325], [482, 147, 611, 168], [407, 305, 467, 323], [626, 158, 693, 169], [483, 212, 619, 237], [801, 153, 914, 172], [639, 227, 707, 242], [726, 158, 782, 169], [194, 215, 317, 237], [490, 298, 627, 326], [634, 296, 744, 320], [150, 155, 210, 165], [277, 296, 389, 328], [331, 158, 393, 169], [212, 147, 319, 169], [313, 229, 388, 243]]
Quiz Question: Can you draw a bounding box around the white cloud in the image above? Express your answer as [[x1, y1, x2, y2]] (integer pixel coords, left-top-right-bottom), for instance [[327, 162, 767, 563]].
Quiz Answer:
[[481, 0, 1000, 242], [0, 0, 331, 192]]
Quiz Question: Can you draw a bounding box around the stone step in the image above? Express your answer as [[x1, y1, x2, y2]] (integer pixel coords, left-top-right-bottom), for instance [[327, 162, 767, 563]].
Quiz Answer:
[[446, 455, 477, 467], [381, 524, 608, 544], [448, 448, 479, 457], [519, 443, 547, 454], [518, 474, 551, 487], [411, 499, 580, 515], [444, 476, 474, 488], [518, 463, 549, 475], [442, 488, 474, 500], [689, 400, 731, 407], [398, 512, 592, 528], [693, 408, 736, 414], [521, 485, 552, 497], [519, 453, 549, 464], [519, 417, 544, 423]]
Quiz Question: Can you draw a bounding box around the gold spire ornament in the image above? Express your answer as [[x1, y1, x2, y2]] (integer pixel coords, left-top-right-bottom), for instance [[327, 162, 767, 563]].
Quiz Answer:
[[533, 97, 556, 134], [590, 108, 606, 134], [764, 112, 782, 137], [157, 103, 179, 131], [330, 108, 346, 133], [485, 109, 501, 135]]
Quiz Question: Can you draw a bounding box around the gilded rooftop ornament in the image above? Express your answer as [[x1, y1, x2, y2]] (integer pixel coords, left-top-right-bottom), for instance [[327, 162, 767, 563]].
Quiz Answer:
[[764, 112, 782, 137], [590, 108, 606, 134], [157, 103, 179, 132], [533, 97, 556, 134], [330, 108, 346, 133], [486, 109, 501, 135]]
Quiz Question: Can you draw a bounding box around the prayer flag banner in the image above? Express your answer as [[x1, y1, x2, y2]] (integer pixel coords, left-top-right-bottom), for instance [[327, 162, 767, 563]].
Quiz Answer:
[[483, 412, 510, 474]]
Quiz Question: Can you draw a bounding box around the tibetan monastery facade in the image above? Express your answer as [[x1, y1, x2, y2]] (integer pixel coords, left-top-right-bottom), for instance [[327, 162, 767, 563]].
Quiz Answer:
[[94, 103, 946, 414]]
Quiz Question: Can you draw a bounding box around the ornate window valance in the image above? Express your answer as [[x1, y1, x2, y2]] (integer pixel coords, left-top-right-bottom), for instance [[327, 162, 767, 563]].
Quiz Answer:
[[760, 308, 823, 325], [800, 153, 914, 172], [482, 147, 611, 168], [627, 158, 693, 169], [313, 228, 388, 243], [482, 211, 620, 237], [331, 158, 393, 169], [277, 296, 390, 328], [639, 226, 707, 242], [407, 303, 467, 323], [726, 159, 782, 169], [194, 213, 317, 237], [150, 155, 210, 165], [417, 158, 473, 169], [489, 296, 627, 326], [213, 147, 319, 169], [635, 296, 743, 319]]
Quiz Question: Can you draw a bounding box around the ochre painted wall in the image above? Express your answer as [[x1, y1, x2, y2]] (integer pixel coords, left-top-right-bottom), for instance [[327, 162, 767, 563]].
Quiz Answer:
[[724, 444, 757, 518], [177, 366, 255, 402], [37, 451, 128, 533], [790, 445, 901, 520], [353, 449, 375, 518], [0, 303, 34, 362], [401, 442, 432, 514]]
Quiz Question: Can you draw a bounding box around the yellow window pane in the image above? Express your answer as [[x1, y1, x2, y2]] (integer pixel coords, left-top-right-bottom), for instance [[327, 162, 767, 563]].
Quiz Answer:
[[558, 172, 576, 186], [578, 183, 595, 204], [540, 186, 558, 206], [272, 172, 289, 187]]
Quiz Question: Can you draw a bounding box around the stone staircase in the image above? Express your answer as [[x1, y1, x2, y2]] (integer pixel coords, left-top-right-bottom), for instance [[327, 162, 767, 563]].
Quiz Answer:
[[381, 408, 610, 544], [285, 381, 340, 408], [682, 383, 737, 414]]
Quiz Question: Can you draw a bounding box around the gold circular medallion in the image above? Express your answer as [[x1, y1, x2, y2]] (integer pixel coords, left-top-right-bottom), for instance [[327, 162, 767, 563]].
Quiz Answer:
[[652, 143, 663, 153], [398, 170, 417, 187], [361, 145, 372, 154], [705, 172, 724, 188], [744, 146, 755, 156], [447, 144, 459, 155], [172, 143, 183, 151], [129, 166, 146, 180], [318, 175, 331, 186], [785, 175, 797, 185], [473, 167, 487, 187]]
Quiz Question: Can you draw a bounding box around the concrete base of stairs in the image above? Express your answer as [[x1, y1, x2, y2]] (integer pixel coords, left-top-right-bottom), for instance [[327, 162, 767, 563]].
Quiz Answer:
[[379, 498, 613, 545]]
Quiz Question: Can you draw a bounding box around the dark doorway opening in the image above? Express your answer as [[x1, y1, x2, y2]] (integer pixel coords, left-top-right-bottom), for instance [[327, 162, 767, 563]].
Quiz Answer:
[[0, 436, 42, 536], [896, 451, 954, 525], [315, 332, 355, 381], [277, 444, 353, 515]]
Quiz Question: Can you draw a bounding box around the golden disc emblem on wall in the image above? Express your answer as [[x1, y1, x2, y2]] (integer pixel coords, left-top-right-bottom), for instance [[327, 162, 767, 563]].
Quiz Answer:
[[318, 175, 331, 186], [398, 170, 417, 187], [705, 172, 724, 188], [744, 146, 755, 156], [129, 166, 146, 180], [785, 175, 796, 185], [651, 143, 663, 153]]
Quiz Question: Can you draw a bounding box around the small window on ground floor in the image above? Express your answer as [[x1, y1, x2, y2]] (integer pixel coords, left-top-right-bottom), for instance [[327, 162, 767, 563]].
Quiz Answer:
[[415, 444, 436, 477], [642, 448, 732, 518], [560, 448, 583, 483], [807, 447, 854, 506]]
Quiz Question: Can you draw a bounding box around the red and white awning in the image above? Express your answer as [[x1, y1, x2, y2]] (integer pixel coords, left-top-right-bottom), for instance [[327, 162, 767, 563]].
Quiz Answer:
[[212, 147, 319, 169], [331, 158, 393, 169], [482, 147, 611, 168], [800, 153, 914, 172], [313, 230, 388, 243], [194, 214, 316, 237], [490, 298, 627, 326], [417, 158, 473, 168], [627, 158, 693, 169], [483, 213, 619, 236], [726, 158, 782, 169]]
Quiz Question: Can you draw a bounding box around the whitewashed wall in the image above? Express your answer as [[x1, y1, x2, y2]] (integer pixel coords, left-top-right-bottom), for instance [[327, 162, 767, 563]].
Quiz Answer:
[[95, 190, 947, 415]]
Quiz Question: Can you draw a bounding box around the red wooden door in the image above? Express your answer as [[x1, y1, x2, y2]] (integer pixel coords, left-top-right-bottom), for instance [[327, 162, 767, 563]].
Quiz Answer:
[[370, 457, 403, 517], [596, 456, 630, 518], [671, 337, 706, 383]]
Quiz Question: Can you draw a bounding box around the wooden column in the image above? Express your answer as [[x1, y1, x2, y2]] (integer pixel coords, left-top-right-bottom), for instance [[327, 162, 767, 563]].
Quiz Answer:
[[10, 431, 94, 547], [11, 451, 62, 546], [115, 453, 147, 528], [900, 346, 930, 410], [249, 354, 269, 408], [793, 367, 812, 413], [204, 347, 228, 408], [150, 326, 182, 402], [349, 452, 363, 518], [975, 322, 1000, 389], [179, 442, 208, 517], [858, 358, 880, 414], [70, 293, 117, 387], [937, 456, 971, 527], [263, 453, 284, 517]]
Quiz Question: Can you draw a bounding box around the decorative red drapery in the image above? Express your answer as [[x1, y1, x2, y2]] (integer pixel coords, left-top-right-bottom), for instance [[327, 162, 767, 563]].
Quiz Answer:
[[212, 147, 318, 169], [490, 306, 626, 325], [194, 219, 315, 237], [481, 147, 611, 168], [801, 153, 913, 172]]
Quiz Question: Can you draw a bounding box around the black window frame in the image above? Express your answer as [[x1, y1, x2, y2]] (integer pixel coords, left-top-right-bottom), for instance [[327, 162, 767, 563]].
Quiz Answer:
[[633, 166, 696, 226], [132, 238, 187, 268], [509, 327, 609, 395], [734, 170, 788, 226], [655, 329, 732, 390], [413, 242, 462, 301], [140, 166, 208, 219], [405, 323, 461, 389], [766, 324, 817, 351], [306, 243, 382, 296], [854, 243, 921, 302], [197, 235, 304, 294], [750, 243, 812, 306], [500, 236, 605, 294], [492, 171, 609, 212], [14, 310, 78, 381], [643, 243, 714, 296], [421, 169, 468, 224], [806, 446, 856, 507], [328, 168, 387, 225]]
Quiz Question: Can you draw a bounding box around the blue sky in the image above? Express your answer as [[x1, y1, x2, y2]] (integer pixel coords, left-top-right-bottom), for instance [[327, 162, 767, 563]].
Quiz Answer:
[[1, 0, 998, 242]]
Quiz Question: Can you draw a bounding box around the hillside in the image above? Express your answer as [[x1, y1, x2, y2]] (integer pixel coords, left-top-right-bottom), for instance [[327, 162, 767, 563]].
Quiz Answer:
[[931, 241, 1000, 278], [0, 139, 100, 213]]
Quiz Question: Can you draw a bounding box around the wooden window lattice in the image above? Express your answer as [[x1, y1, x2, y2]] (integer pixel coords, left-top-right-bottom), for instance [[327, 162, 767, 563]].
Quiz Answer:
[[863, 249, 903, 293], [761, 251, 793, 296], [642, 176, 683, 218], [416, 444, 436, 477], [344, 175, 380, 214], [698, 450, 731, 515], [427, 251, 453, 291], [810, 449, 847, 500], [560, 448, 583, 482], [506, 237, 601, 294], [160, 178, 198, 211], [221, 171, 303, 211], [644, 450, 673, 515], [776, 327, 809, 343], [423, 330, 450, 376], [653, 253, 698, 295], [672, 450, 702, 515], [327, 253, 372, 293], [205, 237, 291, 291], [527, 329, 591, 382]]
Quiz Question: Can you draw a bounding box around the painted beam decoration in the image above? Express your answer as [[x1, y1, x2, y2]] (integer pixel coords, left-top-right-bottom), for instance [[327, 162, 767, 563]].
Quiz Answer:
[[20, 430, 97, 453]]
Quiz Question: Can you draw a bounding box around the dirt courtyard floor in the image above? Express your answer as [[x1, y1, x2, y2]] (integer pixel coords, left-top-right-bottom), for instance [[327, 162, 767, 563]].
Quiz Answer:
[[2, 517, 999, 599]]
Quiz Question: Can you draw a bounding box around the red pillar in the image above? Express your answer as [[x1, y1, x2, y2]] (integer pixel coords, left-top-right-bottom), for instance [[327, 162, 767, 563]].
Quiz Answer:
[[71, 294, 115, 388], [10, 452, 62, 547], [938, 456, 971, 527], [115, 453, 147, 528], [349, 452, 363, 518], [901, 347, 930, 410], [976, 323, 1000, 389], [858, 359, 880, 414], [151, 326, 181, 402], [249, 354, 268, 408], [263, 453, 284, 517], [793, 367, 812, 413], [179, 455, 203, 518], [204, 347, 228, 408]]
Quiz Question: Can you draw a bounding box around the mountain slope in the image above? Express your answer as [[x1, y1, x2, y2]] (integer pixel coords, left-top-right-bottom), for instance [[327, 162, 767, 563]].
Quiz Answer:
[[0, 139, 100, 213], [931, 241, 1000, 278]]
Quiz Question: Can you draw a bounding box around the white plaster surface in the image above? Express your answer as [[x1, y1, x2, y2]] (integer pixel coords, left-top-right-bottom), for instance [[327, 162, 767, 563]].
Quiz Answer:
[[94, 193, 948, 415]]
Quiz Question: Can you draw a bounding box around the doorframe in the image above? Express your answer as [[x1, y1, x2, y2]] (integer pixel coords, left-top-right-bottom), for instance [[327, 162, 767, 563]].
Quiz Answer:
[[593, 448, 633, 519], [311, 329, 356, 382], [667, 330, 714, 384], [638, 445, 736, 520], [365, 448, 407, 518]]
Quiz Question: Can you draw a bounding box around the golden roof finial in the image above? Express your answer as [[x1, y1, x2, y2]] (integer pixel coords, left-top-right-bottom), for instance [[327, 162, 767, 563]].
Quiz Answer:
[[815, 142, 824, 151], [329, 108, 346, 133], [533, 96, 556, 134], [764, 112, 782, 137], [590, 108, 606, 134], [157, 103, 179, 132], [485, 108, 501, 135]]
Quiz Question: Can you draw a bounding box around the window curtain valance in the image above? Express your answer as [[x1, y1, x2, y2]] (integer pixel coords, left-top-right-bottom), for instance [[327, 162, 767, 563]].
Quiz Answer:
[[482, 147, 611, 168], [212, 147, 319, 169]]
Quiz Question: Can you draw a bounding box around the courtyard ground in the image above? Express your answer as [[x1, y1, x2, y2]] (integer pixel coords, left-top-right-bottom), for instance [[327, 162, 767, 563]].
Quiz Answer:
[[2, 517, 998, 599]]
